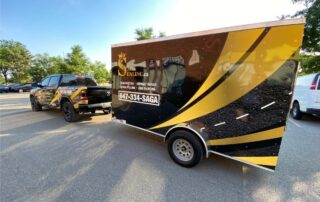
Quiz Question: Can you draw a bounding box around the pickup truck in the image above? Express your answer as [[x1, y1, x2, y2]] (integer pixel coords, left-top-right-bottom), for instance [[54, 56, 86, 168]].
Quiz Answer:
[[30, 74, 111, 122]]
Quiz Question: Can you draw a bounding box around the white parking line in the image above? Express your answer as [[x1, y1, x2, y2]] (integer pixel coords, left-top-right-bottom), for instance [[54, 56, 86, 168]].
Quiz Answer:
[[288, 118, 301, 128], [261, 101, 276, 110], [214, 122, 226, 127], [38, 130, 68, 134], [236, 113, 249, 119]]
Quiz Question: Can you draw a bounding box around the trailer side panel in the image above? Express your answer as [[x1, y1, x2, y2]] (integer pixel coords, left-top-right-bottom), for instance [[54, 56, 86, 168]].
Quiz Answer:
[[111, 20, 305, 170]]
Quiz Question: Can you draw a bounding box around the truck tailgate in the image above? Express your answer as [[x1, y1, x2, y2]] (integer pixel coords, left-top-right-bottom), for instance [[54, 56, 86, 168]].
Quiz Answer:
[[87, 86, 111, 104]]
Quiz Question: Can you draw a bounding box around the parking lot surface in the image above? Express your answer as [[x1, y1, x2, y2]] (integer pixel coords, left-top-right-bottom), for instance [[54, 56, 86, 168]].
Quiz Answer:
[[1, 93, 320, 202]]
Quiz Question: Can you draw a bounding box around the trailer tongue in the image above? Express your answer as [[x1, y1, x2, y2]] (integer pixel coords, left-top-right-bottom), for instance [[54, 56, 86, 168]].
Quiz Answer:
[[111, 18, 305, 171]]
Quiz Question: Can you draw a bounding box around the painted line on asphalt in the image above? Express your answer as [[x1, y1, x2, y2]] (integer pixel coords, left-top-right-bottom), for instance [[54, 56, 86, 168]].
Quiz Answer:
[[288, 118, 301, 128], [0, 134, 11, 137], [43, 130, 68, 134]]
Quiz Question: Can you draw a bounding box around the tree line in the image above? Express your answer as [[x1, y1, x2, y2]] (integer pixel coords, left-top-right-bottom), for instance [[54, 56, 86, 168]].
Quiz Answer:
[[0, 28, 164, 84], [281, 0, 319, 75], [0, 41, 111, 84]]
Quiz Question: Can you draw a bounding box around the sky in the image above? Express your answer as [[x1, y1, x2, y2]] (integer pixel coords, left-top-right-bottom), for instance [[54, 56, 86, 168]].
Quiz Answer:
[[1, 0, 305, 69]]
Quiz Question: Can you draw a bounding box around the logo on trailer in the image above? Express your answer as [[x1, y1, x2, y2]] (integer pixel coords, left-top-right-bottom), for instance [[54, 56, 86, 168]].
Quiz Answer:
[[118, 52, 127, 76], [117, 52, 148, 77]]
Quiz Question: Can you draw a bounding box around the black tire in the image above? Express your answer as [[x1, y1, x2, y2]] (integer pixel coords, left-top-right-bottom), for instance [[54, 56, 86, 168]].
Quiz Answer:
[[167, 130, 204, 168], [62, 101, 79, 122], [90, 109, 96, 114], [30, 96, 42, 111], [292, 101, 302, 120]]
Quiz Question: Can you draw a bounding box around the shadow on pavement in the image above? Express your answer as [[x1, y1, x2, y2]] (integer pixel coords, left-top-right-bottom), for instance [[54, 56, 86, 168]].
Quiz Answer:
[[1, 93, 319, 201]]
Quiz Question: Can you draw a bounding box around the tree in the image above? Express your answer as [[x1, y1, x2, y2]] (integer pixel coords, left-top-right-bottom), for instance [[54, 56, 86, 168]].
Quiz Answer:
[[50, 56, 65, 75], [135, 27, 166, 41], [90, 61, 108, 83], [135, 27, 154, 40], [291, 0, 320, 74], [159, 32, 166, 38], [106, 69, 112, 83], [29, 54, 49, 82], [63, 45, 91, 74], [28, 66, 47, 83], [299, 54, 320, 75], [292, 0, 320, 52], [0, 40, 31, 83]]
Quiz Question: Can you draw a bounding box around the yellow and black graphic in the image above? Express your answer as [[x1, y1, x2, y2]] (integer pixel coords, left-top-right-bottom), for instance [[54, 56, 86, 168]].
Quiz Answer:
[[150, 25, 303, 129], [48, 87, 87, 109], [112, 19, 305, 170]]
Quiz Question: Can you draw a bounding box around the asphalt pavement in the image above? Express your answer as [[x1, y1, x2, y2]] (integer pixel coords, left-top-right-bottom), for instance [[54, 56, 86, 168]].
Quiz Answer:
[[0, 93, 319, 202]]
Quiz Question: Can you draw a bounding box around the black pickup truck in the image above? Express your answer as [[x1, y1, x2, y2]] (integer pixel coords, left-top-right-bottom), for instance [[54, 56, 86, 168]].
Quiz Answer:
[[30, 74, 111, 122]]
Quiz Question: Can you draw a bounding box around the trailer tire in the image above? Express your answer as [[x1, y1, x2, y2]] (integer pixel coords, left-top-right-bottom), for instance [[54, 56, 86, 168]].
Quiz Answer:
[[292, 101, 302, 120], [62, 101, 79, 122], [167, 130, 204, 168]]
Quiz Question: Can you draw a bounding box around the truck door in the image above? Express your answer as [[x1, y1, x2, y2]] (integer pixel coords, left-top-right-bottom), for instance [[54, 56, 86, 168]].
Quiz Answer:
[[45, 76, 61, 107], [37, 77, 50, 105]]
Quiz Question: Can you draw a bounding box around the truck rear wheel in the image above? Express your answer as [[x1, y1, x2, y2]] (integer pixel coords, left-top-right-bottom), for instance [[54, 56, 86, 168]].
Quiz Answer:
[[30, 96, 42, 111], [292, 101, 302, 120], [62, 101, 79, 122], [167, 130, 204, 168]]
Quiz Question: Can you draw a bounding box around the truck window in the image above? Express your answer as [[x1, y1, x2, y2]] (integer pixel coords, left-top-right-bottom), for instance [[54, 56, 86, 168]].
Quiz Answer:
[[82, 78, 97, 86], [41, 77, 50, 87], [60, 75, 75, 86], [48, 76, 60, 88], [60, 75, 97, 86]]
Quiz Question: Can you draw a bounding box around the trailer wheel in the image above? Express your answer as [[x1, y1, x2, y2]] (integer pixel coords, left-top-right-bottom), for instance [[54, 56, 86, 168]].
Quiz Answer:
[[167, 130, 204, 168], [292, 101, 302, 120], [62, 101, 79, 122]]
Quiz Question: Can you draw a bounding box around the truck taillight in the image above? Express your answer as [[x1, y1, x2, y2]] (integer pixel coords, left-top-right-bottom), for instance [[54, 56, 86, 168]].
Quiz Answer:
[[310, 78, 317, 90], [80, 89, 88, 100]]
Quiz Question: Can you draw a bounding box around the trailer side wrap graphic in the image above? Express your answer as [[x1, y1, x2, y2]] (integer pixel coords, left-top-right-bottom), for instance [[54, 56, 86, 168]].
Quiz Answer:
[[112, 20, 305, 170]]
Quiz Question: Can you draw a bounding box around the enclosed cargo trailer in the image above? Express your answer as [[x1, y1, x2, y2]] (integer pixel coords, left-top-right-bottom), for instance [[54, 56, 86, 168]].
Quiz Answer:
[[111, 18, 305, 171]]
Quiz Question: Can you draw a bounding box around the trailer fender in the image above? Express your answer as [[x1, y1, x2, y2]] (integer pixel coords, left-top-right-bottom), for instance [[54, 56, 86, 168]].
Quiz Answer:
[[165, 126, 209, 158]]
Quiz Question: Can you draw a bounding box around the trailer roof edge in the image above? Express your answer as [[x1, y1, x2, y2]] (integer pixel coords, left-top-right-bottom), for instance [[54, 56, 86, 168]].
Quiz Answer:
[[111, 18, 305, 48]]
